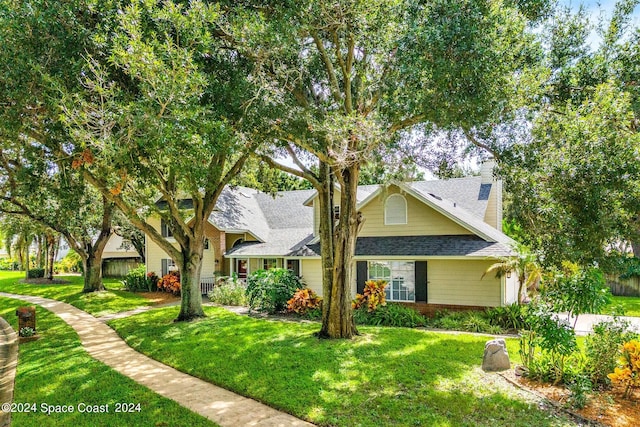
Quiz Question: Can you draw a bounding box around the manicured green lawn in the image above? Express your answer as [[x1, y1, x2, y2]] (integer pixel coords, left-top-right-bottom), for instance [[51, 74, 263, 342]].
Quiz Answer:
[[110, 306, 577, 426], [0, 296, 215, 427], [604, 295, 640, 317], [0, 271, 152, 316]]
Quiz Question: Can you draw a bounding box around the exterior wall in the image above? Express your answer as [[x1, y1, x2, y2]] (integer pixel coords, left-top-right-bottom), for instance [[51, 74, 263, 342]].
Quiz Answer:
[[427, 259, 501, 307], [504, 273, 519, 305], [225, 233, 245, 251], [358, 188, 472, 237], [204, 223, 224, 275], [483, 181, 503, 231], [145, 217, 178, 275], [144, 216, 219, 277], [301, 259, 323, 294], [102, 234, 141, 259]]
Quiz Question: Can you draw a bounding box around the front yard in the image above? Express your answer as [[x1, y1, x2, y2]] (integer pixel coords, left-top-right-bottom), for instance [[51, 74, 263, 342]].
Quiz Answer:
[[0, 295, 215, 427], [0, 271, 154, 316], [109, 306, 578, 426]]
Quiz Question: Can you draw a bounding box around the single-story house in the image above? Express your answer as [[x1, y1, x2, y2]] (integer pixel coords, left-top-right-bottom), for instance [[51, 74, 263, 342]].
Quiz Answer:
[[145, 161, 519, 314]]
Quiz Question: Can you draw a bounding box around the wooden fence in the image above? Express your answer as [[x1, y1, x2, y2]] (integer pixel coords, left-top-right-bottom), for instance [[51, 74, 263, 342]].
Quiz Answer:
[[606, 274, 640, 297], [102, 259, 142, 278]]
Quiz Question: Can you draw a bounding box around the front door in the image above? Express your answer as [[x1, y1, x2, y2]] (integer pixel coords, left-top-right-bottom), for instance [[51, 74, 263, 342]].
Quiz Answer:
[[236, 259, 248, 279]]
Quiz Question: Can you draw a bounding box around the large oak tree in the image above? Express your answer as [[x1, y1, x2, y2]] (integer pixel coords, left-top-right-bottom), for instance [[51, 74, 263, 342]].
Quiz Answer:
[[63, 1, 259, 319], [220, 0, 542, 337]]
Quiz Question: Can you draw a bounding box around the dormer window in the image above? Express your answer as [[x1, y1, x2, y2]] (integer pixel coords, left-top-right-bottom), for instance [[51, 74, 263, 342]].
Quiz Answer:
[[384, 194, 407, 225], [333, 205, 340, 220]]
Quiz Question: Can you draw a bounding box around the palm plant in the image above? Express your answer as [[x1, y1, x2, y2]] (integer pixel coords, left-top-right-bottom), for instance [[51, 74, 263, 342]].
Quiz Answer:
[[483, 244, 543, 304]]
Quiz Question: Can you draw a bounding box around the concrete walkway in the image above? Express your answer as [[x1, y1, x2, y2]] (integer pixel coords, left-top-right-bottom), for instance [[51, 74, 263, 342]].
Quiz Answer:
[[0, 292, 313, 427]]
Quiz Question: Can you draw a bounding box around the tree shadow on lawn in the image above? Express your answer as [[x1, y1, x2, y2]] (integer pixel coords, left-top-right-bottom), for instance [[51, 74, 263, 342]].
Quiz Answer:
[[0, 297, 213, 427], [111, 306, 576, 426]]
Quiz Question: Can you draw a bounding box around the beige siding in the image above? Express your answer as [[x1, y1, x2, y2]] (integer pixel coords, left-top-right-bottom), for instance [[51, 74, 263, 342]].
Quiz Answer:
[[301, 259, 323, 295], [225, 233, 245, 251], [483, 183, 502, 230], [145, 216, 218, 277], [427, 259, 501, 307], [313, 202, 319, 236], [145, 217, 178, 275], [359, 188, 471, 237]]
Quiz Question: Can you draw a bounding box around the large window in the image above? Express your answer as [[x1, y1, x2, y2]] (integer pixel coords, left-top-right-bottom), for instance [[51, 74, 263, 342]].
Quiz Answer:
[[263, 258, 278, 270], [368, 261, 415, 302], [384, 194, 407, 225]]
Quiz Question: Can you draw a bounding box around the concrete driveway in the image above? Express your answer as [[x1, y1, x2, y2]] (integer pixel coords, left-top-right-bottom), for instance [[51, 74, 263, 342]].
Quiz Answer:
[[563, 313, 640, 336]]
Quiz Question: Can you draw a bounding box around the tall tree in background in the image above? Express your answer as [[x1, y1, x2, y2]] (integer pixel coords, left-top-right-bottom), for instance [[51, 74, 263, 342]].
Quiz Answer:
[[64, 1, 258, 320], [500, 1, 640, 266], [222, 0, 543, 337], [0, 0, 119, 290]]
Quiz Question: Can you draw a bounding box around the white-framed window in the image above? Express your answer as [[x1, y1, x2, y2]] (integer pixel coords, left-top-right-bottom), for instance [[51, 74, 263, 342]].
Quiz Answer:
[[161, 258, 177, 276], [384, 194, 407, 225], [333, 205, 340, 220], [368, 261, 415, 302], [263, 258, 278, 270], [204, 238, 210, 250]]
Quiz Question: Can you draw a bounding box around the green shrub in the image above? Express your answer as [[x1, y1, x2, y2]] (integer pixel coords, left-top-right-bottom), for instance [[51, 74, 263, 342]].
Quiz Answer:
[[245, 268, 302, 313], [567, 374, 592, 409], [354, 303, 426, 327], [122, 265, 157, 292], [27, 268, 45, 279], [428, 310, 501, 334], [55, 250, 83, 273], [485, 304, 530, 331], [208, 278, 247, 306], [0, 258, 18, 270], [585, 317, 639, 386]]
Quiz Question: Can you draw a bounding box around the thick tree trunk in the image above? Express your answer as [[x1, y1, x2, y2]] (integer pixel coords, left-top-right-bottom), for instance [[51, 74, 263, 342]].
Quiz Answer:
[[82, 253, 105, 292], [319, 163, 360, 339], [176, 244, 205, 321]]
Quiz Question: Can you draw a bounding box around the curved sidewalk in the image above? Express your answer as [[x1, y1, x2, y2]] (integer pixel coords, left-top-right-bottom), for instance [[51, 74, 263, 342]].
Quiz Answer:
[[0, 292, 313, 427]]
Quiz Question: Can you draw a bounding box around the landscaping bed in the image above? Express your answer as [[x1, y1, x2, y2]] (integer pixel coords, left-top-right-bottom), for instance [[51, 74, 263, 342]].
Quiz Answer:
[[515, 375, 640, 427]]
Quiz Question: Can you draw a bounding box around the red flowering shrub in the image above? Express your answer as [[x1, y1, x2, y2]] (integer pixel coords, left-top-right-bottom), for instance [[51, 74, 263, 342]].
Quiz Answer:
[[158, 271, 181, 295]]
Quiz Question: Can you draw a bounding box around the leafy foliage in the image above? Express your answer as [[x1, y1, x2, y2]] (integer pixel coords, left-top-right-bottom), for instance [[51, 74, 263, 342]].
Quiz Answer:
[[157, 272, 181, 296], [541, 263, 611, 322], [485, 304, 531, 331], [287, 288, 322, 315], [585, 318, 639, 386], [353, 303, 426, 328], [208, 278, 247, 306], [122, 265, 157, 292], [608, 339, 640, 397], [26, 268, 45, 279], [428, 310, 502, 334], [352, 280, 387, 312], [245, 268, 302, 314], [54, 250, 83, 273]]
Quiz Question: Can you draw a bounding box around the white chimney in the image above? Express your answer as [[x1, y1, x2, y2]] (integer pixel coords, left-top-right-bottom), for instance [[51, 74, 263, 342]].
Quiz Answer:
[[480, 158, 503, 231]]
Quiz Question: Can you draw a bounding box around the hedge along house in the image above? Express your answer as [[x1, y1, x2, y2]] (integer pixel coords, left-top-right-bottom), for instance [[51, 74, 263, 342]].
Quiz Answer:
[[145, 160, 519, 315]]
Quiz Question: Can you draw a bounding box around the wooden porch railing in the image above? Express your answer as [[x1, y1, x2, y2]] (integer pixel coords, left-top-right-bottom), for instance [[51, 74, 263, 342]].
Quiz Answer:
[[200, 277, 216, 296]]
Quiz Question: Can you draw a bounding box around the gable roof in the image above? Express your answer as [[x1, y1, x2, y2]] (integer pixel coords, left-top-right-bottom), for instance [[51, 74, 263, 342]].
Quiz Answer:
[[210, 187, 315, 256], [217, 176, 515, 258]]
